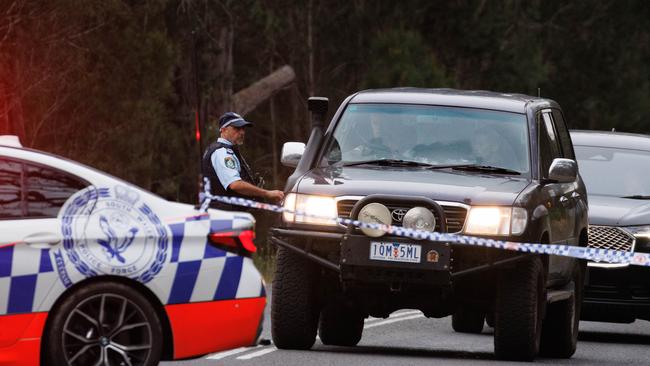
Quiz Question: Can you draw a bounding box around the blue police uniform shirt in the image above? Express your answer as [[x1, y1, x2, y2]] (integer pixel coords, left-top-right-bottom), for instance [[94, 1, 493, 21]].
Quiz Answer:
[[211, 138, 242, 190]]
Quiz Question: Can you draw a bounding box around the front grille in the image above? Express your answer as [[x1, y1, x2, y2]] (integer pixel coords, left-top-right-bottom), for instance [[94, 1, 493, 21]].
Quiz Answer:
[[337, 200, 356, 218], [337, 199, 468, 233], [588, 226, 635, 252]]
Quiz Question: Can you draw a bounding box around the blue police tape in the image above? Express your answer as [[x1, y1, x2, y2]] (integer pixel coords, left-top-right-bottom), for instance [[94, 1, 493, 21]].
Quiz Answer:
[[200, 185, 650, 267]]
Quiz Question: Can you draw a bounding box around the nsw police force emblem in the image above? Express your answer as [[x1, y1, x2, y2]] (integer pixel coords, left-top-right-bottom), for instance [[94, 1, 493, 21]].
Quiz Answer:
[[224, 156, 236, 169], [59, 185, 168, 284]]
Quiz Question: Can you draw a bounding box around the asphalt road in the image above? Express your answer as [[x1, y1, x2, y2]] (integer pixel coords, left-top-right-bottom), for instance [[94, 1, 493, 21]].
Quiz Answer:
[[162, 301, 650, 366]]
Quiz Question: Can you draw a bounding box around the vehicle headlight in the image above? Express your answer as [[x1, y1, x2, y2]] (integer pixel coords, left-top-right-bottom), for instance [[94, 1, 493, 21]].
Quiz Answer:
[[464, 207, 528, 236], [622, 225, 650, 239], [282, 193, 337, 226]]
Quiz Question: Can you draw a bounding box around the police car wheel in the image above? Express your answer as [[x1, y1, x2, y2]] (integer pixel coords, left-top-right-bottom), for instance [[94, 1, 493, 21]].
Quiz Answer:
[[494, 256, 545, 361], [271, 247, 320, 350], [318, 302, 364, 346], [45, 281, 163, 366], [451, 307, 485, 334], [539, 262, 585, 358]]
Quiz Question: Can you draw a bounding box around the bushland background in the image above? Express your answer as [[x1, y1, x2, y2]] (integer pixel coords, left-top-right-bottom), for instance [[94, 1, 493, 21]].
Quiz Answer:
[[1, 1, 648, 276]]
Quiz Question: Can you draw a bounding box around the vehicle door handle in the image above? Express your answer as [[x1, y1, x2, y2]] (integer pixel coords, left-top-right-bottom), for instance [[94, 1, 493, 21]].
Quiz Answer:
[[23, 232, 62, 249], [560, 196, 571, 207]]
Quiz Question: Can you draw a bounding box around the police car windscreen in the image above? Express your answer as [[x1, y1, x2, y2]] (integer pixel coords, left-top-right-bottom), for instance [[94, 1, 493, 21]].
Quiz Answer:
[[325, 104, 530, 175]]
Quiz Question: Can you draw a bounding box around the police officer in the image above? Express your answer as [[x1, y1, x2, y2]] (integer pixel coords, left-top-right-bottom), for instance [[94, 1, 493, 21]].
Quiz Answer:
[[202, 112, 284, 209]]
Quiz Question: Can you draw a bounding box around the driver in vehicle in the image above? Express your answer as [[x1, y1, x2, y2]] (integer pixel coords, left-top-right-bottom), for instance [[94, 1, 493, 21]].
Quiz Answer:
[[346, 112, 413, 160]]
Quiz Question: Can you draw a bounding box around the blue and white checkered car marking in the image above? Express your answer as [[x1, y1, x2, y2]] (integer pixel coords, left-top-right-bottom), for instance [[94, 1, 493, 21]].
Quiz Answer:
[[0, 185, 263, 316], [147, 213, 263, 305], [0, 244, 58, 315], [201, 191, 650, 267]]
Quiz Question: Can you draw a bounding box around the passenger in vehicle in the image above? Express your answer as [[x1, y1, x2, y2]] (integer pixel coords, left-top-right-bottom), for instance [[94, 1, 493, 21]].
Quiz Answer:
[[473, 127, 518, 170]]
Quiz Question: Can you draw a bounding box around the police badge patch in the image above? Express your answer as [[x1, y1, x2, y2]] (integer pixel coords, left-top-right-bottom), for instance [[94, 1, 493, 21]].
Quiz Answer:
[[59, 185, 169, 284], [224, 156, 236, 169]]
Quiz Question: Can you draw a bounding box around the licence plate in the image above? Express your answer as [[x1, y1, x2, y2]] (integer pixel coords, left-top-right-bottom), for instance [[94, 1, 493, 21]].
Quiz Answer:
[[369, 241, 421, 263]]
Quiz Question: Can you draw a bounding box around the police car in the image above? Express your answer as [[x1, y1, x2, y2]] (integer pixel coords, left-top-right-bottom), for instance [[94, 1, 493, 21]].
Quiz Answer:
[[0, 136, 266, 366]]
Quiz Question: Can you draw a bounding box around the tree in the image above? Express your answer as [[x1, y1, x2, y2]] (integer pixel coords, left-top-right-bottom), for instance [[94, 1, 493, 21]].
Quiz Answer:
[[362, 28, 451, 88]]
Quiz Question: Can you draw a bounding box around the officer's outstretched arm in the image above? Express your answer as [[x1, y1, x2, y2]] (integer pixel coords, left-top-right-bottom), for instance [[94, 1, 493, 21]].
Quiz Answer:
[[229, 180, 285, 203]]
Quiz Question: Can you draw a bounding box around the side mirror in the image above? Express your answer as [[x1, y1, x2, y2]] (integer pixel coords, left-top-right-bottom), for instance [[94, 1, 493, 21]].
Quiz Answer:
[[281, 142, 306, 168], [548, 158, 577, 183]]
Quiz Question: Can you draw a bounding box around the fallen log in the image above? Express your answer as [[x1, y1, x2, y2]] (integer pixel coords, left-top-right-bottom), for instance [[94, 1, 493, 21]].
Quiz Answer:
[[232, 65, 295, 116]]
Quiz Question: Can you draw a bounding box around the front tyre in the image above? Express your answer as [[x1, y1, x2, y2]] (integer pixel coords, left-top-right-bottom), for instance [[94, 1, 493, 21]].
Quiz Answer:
[[45, 281, 163, 366], [540, 261, 585, 358], [494, 256, 545, 361], [272, 247, 320, 349], [318, 302, 364, 346], [485, 312, 495, 328], [451, 307, 485, 334]]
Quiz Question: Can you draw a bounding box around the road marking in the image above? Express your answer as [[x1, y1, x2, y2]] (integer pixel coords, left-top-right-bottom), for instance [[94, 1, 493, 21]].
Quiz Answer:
[[206, 311, 423, 360], [365, 310, 422, 323], [206, 346, 260, 360], [364, 314, 424, 329], [236, 346, 277, 360]]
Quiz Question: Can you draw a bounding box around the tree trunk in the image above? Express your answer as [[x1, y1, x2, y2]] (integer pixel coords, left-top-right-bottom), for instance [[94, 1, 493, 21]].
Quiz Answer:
[[0, 58, 25, 141], [216, 24, 234, 114], [269, 61, 279, 188], [307, 0, 315, 96]]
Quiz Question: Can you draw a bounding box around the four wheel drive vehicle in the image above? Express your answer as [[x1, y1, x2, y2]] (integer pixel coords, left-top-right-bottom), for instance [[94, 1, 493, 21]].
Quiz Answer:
[[570, 130, 650, 323], [270, 88, 589, 361], [0, 137, 266, 366]]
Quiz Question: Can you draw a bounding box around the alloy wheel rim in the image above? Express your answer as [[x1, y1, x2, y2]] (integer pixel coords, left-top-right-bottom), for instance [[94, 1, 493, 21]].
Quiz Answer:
[[62, 293, 153, 366]]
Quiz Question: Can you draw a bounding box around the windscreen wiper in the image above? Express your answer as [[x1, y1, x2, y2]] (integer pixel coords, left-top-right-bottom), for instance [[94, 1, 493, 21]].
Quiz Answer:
[[450, 164, 521, 175], [339, 159, 436, 167], [621, 195, 650, 200]]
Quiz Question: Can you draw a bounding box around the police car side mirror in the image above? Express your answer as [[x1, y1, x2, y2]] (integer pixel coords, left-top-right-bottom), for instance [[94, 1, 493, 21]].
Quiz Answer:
[[547, 158, 577, 183], [281, 142, 306, 168]]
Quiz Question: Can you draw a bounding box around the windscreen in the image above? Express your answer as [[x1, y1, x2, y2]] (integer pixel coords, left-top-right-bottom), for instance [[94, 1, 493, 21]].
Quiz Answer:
[[324, 104, 530, 174], [575, 145, 650, 197]]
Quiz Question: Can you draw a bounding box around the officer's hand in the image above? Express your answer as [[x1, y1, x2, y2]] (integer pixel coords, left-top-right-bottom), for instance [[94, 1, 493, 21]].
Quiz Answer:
[[265, 190, 285, 203]]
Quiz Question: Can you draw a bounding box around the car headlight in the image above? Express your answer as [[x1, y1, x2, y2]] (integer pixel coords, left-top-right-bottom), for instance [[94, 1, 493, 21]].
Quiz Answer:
[[622, 225, 650, 239], [464, 207, 528, 236], [282, 193, 337, 226]]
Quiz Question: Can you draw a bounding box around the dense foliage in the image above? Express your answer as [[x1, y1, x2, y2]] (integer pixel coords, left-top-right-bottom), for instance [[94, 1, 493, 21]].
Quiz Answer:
[[1, 0, 648, 203]]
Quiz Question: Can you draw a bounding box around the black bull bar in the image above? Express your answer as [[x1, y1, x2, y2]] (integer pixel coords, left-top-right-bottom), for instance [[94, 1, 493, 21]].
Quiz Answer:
[[269, 194, 533, 280]]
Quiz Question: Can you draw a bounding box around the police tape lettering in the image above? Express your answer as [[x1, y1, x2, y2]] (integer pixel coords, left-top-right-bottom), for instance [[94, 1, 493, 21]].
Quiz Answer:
[[200, 181, 650, 267]]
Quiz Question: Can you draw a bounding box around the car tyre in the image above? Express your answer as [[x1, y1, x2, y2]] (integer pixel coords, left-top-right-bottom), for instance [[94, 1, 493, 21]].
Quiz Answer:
[[45, 281, 163, 366], [318, 302, 364, 346], [451, 307, 485, 334], [540, 261, 585, 358], [485, 312, 495, 328], [272, 247, 320, 350], [494, 256, 545, 361]]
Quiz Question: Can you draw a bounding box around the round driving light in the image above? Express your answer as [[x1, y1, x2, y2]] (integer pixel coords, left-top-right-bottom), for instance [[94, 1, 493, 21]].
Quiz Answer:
[[358, 203, 391, 237], [402, 206, 436, 238]]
